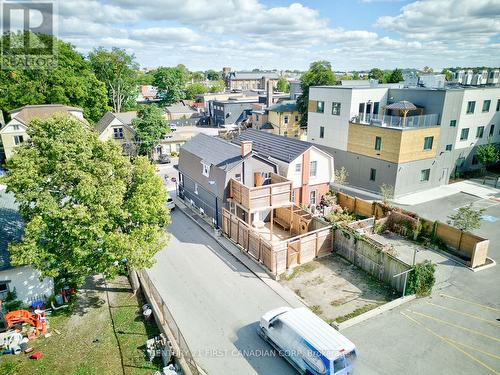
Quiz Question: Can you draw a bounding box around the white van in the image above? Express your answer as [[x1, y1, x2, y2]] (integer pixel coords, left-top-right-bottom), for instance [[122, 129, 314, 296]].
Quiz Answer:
[[259, 307, 357, 374]]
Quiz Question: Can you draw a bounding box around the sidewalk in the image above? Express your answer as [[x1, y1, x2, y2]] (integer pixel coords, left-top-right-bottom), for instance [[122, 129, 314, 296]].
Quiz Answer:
[[173, 196, 304, 309]]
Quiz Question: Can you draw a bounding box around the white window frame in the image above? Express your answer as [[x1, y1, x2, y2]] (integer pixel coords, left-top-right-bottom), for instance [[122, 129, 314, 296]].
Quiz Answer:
[[202, 162, 210, 177], [295, 163, 301, 173], [113, 127, 124, 139], [310, 190, 317, 205], [284, 116, 289, 125], [310, 161, 317, 177], [13, 135, 24, 145]]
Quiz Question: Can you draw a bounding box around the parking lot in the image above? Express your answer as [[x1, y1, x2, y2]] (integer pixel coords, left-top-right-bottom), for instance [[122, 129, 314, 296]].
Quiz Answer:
[[343, 190, 500, 375]]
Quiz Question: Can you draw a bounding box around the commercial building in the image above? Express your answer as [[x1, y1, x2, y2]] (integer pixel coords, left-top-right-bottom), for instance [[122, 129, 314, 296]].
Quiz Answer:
[[223, 68, 280, 91], [307, 85, 500, 197]]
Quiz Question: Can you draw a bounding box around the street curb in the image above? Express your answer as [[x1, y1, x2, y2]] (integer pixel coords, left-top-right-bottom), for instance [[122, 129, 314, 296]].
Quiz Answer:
[[332, 294, 416, 331], [173, 197, 304, 308]]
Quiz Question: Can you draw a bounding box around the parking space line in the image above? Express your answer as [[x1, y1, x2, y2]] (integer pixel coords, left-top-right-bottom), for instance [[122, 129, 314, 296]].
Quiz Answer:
[[444, 337, 500, 361], [408, 310, 500, 343], [426, 301, 500, 327], [440, 293, 500, 313], [401, 312, 500, 375]]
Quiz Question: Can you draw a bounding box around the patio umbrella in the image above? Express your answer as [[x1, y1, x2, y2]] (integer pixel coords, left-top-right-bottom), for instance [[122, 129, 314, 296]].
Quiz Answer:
[[384, 101, 417, 127]]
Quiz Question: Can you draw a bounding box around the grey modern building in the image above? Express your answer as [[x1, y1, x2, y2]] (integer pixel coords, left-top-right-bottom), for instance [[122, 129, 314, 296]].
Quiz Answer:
[[307, 84, 500, 197], [177, 133, 276, 226], [211, 99, 258, 126]]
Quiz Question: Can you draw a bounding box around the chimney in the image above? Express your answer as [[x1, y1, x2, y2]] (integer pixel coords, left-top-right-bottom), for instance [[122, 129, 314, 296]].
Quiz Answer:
[[241, 140, 252, 157], [266, 79, 273, 107]]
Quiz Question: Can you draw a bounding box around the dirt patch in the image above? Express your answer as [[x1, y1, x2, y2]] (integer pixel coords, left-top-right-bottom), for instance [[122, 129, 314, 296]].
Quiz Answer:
[[281, 255, 396, 324]]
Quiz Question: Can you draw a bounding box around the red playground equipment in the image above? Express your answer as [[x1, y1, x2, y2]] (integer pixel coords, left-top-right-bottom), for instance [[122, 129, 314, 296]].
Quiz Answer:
[[4, 309, 47, 336]]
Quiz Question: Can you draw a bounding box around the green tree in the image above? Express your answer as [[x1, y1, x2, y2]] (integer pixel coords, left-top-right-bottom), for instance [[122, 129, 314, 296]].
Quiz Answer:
[[388, 68, 404, 83], [185, 83, 209, 99], [447, 204, 485, 232], [475, 142, 500, 183], [137, 70, 155, 85], [133, 105, 170, 156], [276, 77, 290, 93], [208, 80, 225, 93], [352, 72, 361, 80], [89, 47, 139, 113], [369, 68, 384, 82], [406, 261, 436, 296], [297, 61, 336, 128], [206, 69, 221, 81], [422, 66, 433, 74], [153, 66, 188, 105], [1, 114, 170, 283], [0, 33, 108, 122], [441, 68, 453, 81]]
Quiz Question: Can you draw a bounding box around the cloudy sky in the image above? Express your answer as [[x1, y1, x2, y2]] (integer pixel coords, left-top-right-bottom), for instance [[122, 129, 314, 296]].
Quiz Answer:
[[54, 0, 500, 71]]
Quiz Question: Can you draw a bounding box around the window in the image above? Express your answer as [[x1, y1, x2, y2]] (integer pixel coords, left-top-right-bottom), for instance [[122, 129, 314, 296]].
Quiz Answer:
[[476, 126, 484, 139], [295, 163, 301, 173], [369, 168, 376, 181], [12, 124, 19, 130], [331, 102, 341, 116], [235, 173, 241, 182], [466, 101, 475, 114], [13, 135, 24, 145], [460, 128, 469, 141], [423, 136, 434, 150], [373, 102, 380, 115], [489, 124, 495, 137], [319, 126, 325, 139], [0, 282, 9, 300], [113, 127, 124, 139], [446, 144, 453, 151], [284, 116, 289, 125], [316, 101, 324, 113], [420, 169, 430, 182], [256, 114, 259, 121], [497, 99, 500, 111], [283, 131, 288, 137], [202, 162, 210, 177], [310, 190, 317, 205], [482, 100, 491, 112], [374, 136, 382, 151], [194, 182, 199, 195], [359, 103, 365, 115], [450, 120, 457, 127], [472, 154, 479, 165], [291, 190, 296, 203], [295, 115, 299, 122], [310, 161, 317, 177]]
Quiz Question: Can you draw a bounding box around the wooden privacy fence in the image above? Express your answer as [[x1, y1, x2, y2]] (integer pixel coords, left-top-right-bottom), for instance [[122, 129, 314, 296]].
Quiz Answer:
[[335, 192, 490, 268], [334, 227, 411, 292], [221, 208, 333, 276]]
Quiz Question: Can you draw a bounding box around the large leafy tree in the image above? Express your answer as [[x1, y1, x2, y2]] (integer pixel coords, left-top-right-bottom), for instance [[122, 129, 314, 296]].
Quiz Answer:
[[475, 142, 500, 183], [185, 83, 209, 99], [447, 204, 484, 232], [277, 77, 290, 93], [208, 80, 225, 93], [369, 68, 384, 82], [0, 33, 108, 122], [89, 47, 139, 113], [206, 69, 221, 81], [1, 115, 170, 283], [388, 68, 404, 83], [153, 66, 188, 105], [133, 105, 170, 156], [296, 61, 336, 128]]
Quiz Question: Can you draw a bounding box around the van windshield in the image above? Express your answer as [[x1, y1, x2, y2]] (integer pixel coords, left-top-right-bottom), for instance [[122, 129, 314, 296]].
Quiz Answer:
[[332, 350, 356, 374], [333, 356, 346, 373]]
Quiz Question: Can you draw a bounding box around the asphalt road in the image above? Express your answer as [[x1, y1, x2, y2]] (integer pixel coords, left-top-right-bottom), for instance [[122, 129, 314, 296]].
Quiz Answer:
[[147, 208, 296, 375]]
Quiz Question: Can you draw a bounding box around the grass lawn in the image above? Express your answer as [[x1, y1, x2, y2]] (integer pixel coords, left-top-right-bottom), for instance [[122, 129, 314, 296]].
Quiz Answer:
[[0, 275, 162, 375]]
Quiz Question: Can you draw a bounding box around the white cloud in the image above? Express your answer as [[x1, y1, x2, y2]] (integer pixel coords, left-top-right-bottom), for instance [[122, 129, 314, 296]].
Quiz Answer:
[[52, 0, 499, 70]]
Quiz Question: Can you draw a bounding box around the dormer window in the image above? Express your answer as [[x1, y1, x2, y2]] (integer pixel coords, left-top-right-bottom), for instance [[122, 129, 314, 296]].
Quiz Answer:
[[113, 127, 124, 139], [201, 161, 210, 177]]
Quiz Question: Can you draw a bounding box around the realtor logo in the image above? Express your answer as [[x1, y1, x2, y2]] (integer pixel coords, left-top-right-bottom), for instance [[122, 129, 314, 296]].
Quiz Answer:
[[1, 0, 57, 69]]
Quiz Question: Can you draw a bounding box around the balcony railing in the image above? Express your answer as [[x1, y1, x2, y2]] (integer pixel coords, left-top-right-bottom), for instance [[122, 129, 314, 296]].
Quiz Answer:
[[352, 113, 440, 129], [229, 173, 292, 211]]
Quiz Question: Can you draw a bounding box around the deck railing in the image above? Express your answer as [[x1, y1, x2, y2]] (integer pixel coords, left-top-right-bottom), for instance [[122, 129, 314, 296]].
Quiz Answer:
[[352, 113, 440, 129]]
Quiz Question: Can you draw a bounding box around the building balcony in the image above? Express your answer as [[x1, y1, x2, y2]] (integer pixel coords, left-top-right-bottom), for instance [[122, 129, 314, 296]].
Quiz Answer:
[[351, 112, 440, 129], [229, 172, 292, 212]]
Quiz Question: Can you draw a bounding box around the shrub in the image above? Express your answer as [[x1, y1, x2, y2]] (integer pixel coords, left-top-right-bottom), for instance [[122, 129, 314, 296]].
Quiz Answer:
[[406, 260, 436, 297], [170, 151, 178, 157], [327, 207, 355, 223]]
